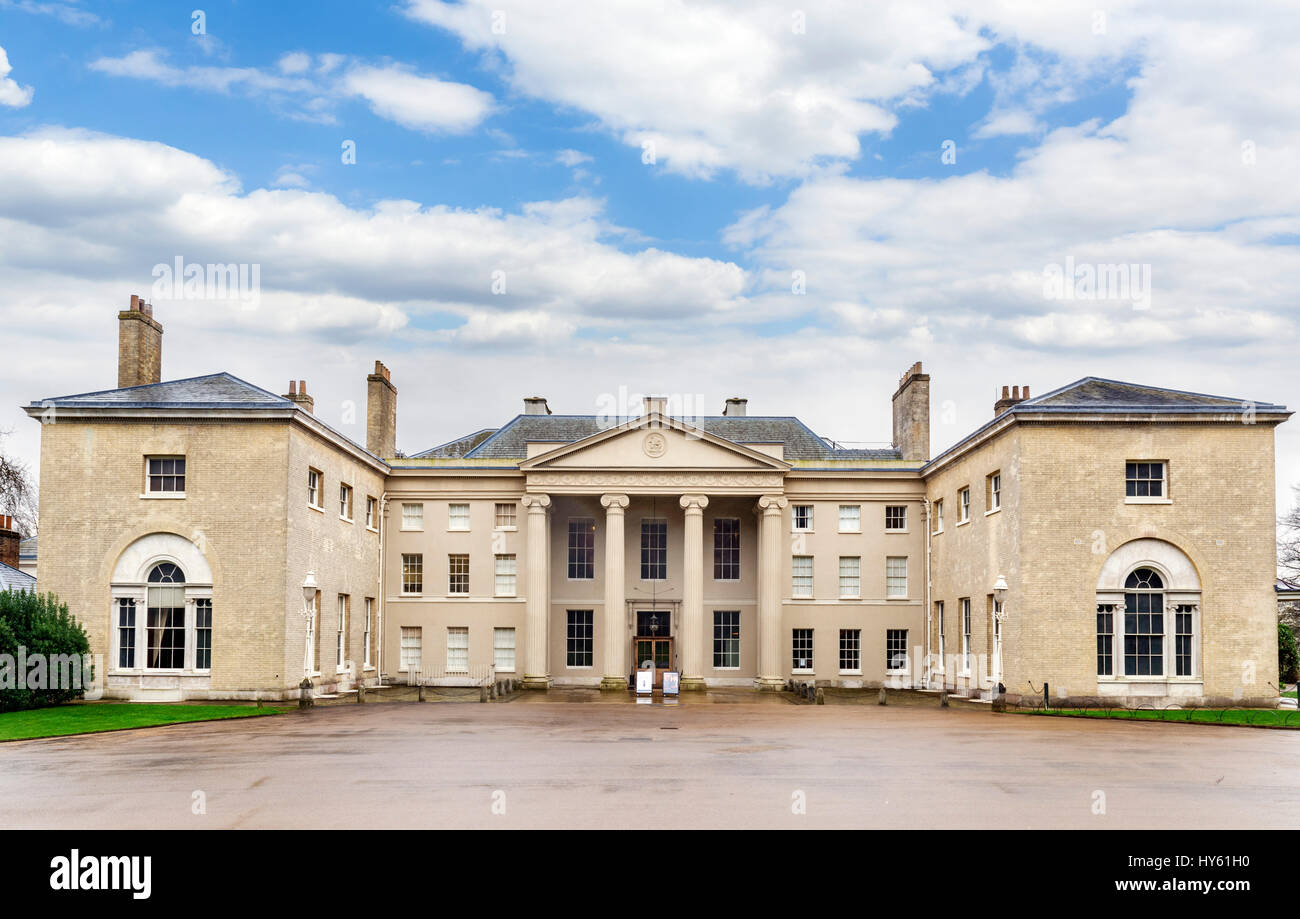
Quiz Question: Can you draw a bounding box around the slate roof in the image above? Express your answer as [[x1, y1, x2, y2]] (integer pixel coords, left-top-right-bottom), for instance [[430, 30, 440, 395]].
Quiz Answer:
[[927, 377, 1292, 471], [411, 428, 499, 459], [0, 561, 35, 592], [415, 414, 902, 464], [31, 372, 293, 410]]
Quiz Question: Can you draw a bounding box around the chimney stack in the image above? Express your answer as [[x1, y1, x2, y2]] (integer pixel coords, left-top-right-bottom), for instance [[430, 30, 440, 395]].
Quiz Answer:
[[994, 384, 1030, 417], [723, 397, 748, 417], [523, 396, 551, 416], [284, 379, 315, 414], [117, 294, 163, 388], [891, 362, 930, 462], [367, 361, 398, 458], [0, 514, 19, 569]]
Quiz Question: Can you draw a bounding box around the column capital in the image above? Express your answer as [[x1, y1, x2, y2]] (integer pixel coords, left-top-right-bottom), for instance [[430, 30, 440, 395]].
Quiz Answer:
[[521, 493, 552, 511], [600, 493, 630, 511], [757, 494, 787, 513], [679, 494, 710, 512]]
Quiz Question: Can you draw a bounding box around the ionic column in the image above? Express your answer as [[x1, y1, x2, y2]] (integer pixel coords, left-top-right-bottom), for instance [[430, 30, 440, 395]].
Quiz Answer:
[[679, 494, 709, 691], [755, 495, 787, 690], [600, 493, 630, 690], [521, 493, 552, 689]]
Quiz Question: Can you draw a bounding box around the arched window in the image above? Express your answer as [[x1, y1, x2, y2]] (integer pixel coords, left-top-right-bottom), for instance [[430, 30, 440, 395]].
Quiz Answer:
[[148, 563, 185, 584], [111, 534, 214, 674], [1124, 567, 1164, 676], [147, 563, 187, 669]]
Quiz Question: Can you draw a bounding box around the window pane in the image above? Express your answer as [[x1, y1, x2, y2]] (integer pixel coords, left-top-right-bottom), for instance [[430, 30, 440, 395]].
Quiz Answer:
[[713, 518, 740, 580], [713, 611, 740, 669], [641, 520, 667, 580], [569, 518, 596, 579], [566, 610, 594, 667]]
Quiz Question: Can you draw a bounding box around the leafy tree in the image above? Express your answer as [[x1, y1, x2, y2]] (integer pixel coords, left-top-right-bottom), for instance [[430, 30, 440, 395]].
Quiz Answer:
[[1279, 622, 1299, 686], [0, 427, 37, 537], [0, 590, 90, 712]]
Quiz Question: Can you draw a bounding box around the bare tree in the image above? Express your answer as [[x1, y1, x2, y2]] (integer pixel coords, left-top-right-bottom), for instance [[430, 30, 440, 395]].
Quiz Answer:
[[1282, 485, 1300, 580], [0, 428, 37, 537]]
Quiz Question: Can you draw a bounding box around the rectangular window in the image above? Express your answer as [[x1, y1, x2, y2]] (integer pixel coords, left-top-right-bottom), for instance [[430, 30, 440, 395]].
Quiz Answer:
[[886, 557, 908, 598], [195, 598, 212, 669], [494, 627, 516, 672], [839, 556, 860, 598], [792, 556, 813, 598], [339, 483, 353, 519], [401, 502, 423, 530], [1175, 606, 1194, 677], [336, 594, 348, 669], [987, 472, 1001, 510], [792, 628, 814, 672], [568, 518, 596, 579], [1124, 593, 1164, 676], [363, 598, 374, 667], [959, 488, 970, 522], [307, 468, 322, 508], [838, 505, 860, 533], [448, 503, 470, 531], [495, 502, 517, 529], [401, 553, 423, 594], [1126, 461, 1166, 498], [117, 599, 136, 668], [448, 554, 470, 595], [146, 584, 185, 669], [936, 600, 945, 666], [886, 629, 908, 672], [495, 554, 517, 597], [961, 598, 972, 674], [400, 626, 422, 671], [641, 519, 667, 580], [146, 456, 186, 494], [839, 629, 861, 672], [365, 496, 377, 529], [792, 505, 813, 532], [713, 518, 740, 580], [1096, 604, 1114, 676], [713, 611, 740, 669], [566, 610, 594, 668], [884, 506, 907, 531], [933, 499, 944, 533], [446, 626, 469, 672]]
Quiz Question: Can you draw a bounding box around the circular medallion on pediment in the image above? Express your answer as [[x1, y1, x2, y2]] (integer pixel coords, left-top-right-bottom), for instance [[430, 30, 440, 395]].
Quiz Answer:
[[643, 432, 668, 458]]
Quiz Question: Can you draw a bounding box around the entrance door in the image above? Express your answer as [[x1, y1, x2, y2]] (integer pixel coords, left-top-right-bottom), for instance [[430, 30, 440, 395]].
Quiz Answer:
[[634, 637, 674, 688]]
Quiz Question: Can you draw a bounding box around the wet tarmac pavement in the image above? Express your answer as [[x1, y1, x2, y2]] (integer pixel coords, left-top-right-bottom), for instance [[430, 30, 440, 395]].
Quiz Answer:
[[2, 696, 1296, 828]]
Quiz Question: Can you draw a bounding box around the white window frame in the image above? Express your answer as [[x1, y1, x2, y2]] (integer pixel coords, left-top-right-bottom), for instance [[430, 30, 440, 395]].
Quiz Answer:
[[838, 556, 861, 599], [363, 597, 374, 668], [792, 555, 814, 598], [494, 502, 517, 530], [838, 628, 862, 675], [884, 505, 907, 532], [399, 626, 422, 672], [712, 610, 741, 670], [837, 505, 860, 533], [986, 471, 1001, 514], [448, 553, 470, 596], [886, 556, 908, 599], [446, 626, 469, 673], [339, 483, 353, 521], [401, 502, 424, 531], [365, 496, 377, 530], [493, 627, 516, 672], [933, 499, 944, 534], [336, 594, 348, 673], [792, 504, 814, 532], [307, 468, 323, 510], [448, 503, 471, 531], [401, 553, 423, 595], [960, 598, 972, 675], [935, 601, 946, 674], [958, 487, 971, 524], [886, 629, 909, 674], [1125, 460, 1171, 504], [495, 554, 517, 597], [144, 455, 186, 497], [792, 628, 814, 674]]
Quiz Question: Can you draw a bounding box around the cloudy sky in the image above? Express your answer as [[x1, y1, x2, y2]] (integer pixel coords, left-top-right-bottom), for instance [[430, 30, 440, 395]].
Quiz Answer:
[[0, 0, 1297, 513]]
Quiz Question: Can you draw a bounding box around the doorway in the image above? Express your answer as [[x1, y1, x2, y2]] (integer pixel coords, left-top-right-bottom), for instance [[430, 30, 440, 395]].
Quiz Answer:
[[634, 609, 673, 688]]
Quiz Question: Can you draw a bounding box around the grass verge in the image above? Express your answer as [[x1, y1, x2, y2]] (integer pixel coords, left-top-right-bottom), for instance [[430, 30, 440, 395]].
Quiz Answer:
[[0, 703, 290, 741], [1012, 707, 1298, 728]]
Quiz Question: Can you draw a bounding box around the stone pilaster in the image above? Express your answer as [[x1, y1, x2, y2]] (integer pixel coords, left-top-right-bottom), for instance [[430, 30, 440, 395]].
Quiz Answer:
[[521, 493, 552, 689], [755, 494, 787, 690], [679, 494, 709, 691], [600, 493, 630, 690]]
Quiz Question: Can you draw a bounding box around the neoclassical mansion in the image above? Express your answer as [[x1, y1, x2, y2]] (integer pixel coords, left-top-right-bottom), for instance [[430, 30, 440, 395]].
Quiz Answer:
[[23, 299, 1290, 706]]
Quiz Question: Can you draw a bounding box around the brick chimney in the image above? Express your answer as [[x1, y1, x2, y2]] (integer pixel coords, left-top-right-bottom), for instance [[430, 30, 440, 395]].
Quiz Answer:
[[891, 362, 930, 462], [0, 515, 19, 569], [117, 294, 163, 388], [994, 385, 1030, 417], [723, 397, 748, 417], [367, 361, 397, 458], [523, 396, 551, 415], [283, 380, 315, 414]]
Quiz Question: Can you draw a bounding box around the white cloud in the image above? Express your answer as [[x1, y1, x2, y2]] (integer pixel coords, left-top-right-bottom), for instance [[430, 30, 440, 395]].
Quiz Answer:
[[556, 149, 592, 168], [342, 65, 494, 133], [0, 46, 34, 107]]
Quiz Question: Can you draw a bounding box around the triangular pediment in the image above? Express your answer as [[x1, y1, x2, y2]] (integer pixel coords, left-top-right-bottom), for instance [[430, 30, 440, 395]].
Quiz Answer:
[[520, 414, 790, 471]]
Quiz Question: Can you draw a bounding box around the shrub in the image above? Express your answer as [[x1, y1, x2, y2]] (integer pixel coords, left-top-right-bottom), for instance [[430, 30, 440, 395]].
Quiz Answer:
[[0, 589, 91, 712], [1279, 622, 1299, 686]]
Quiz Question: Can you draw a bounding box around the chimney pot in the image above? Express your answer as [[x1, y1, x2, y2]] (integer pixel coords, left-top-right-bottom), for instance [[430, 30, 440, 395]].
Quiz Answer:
[[289, 381, 297, 395], [118, 294, 163, 388]]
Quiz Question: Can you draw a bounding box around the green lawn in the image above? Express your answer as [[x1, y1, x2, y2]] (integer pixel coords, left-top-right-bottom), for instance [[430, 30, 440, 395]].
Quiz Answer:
[[0, 703, 290, 741], [1283, 690, 1297, 699], [1014, 707, 1300, 728]]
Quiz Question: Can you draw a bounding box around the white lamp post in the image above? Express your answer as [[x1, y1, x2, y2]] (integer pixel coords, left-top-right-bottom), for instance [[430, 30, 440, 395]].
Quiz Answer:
[[301, 571, 318, 678], [992, 574, 1008, 689]]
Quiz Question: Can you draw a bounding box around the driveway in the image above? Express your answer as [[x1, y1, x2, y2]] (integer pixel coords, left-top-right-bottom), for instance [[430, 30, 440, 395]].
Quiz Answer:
[[1, 699, 1296, 829]]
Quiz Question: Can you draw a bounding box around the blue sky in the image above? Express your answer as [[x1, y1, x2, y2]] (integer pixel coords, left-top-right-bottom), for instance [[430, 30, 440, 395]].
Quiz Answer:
[[0, 0, 1297, 511]]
